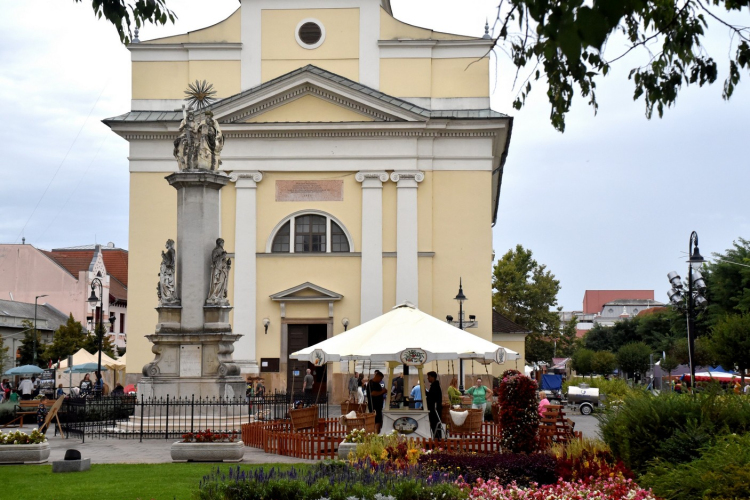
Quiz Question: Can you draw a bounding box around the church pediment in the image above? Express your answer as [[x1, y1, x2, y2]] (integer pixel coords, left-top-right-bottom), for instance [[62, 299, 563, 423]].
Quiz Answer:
[[270, 282, 343, 302], [211, 65, 429, 124]]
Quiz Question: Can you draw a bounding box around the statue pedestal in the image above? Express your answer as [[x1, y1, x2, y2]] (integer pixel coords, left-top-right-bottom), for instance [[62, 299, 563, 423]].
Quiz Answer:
[[140, 169, 245, 400]]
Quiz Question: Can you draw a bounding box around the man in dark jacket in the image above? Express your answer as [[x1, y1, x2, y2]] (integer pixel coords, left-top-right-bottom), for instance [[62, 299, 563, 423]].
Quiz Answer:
[[426, 371, 443, 438]]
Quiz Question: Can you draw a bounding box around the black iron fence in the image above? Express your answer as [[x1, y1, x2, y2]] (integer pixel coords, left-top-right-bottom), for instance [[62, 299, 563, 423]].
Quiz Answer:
[[59, 392, 329, 442]]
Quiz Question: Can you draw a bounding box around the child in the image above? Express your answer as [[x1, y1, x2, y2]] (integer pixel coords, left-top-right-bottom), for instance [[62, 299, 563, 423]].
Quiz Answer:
[[37, 402, 48, 433], [56, 384, 65, 399]]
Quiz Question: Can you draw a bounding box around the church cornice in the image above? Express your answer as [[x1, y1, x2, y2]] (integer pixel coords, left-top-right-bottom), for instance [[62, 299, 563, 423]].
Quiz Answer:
[[119, 129, 500, 141]]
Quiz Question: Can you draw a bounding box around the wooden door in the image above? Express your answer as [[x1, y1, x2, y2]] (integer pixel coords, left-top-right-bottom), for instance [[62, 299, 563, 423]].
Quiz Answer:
[[287, 324, 309, 395]]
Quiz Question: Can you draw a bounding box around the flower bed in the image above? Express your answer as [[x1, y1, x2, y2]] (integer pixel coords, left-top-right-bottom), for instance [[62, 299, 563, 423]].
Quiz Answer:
[[172, 429, 244, 463], [0, 429, 50, 464], [458, 476, 658, 500], [347, 430, 424, 468], [497, 370, 540, 454], [419, 451, 557, 486]]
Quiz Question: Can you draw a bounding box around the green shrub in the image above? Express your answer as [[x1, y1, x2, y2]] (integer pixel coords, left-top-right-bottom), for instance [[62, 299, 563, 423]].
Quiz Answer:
[[599, 389, 750, 473], [640, 433, 750, 500], [563, 377, 638, 402]]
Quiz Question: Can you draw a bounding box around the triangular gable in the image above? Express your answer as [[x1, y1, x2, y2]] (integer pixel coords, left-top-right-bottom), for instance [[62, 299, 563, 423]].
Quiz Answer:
[[243, 94, 376, 123], [211, 65, 430, 124], [270, 282, 343, 302]]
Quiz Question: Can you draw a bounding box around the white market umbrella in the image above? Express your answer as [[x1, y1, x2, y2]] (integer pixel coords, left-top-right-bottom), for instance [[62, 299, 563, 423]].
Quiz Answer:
[[291, 303, 519, 364]]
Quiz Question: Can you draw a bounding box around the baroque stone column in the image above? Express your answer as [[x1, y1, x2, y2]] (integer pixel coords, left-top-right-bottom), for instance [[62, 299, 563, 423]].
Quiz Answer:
[[231, 172, 263, 374], [356, 171, 388, 322], [390, 171, 424, 307]]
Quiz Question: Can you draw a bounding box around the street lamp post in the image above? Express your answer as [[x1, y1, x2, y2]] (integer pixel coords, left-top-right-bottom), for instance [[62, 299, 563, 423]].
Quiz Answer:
[[33, 294, 48, 365], [447, 279, 469, 392], [87, 275, 105, 395], [667, 231, 707, 390]]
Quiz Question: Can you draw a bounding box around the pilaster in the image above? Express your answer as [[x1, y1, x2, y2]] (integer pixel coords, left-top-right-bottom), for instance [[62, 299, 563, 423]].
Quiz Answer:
[[390, 171, 424, 307], [355, 171, 388, 322], [231, 171, 263, 374]]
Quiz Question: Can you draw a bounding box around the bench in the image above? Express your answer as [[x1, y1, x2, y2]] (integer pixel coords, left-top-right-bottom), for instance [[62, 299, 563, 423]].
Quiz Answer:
[[2, 399, 56, 429]]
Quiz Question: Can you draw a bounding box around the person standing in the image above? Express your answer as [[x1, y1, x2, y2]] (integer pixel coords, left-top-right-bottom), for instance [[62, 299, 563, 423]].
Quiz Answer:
[[426, 371, 443, 438], [348, 371, 359, 403], [410, 382, 423, 409], [80, 373, 93, 396], [31, 376, 40, 398], [255, 378, 266, 398], [18, 377, 34, 400], [367, 370, 388, 433], [303, 368, 315, 404], [393, 373, 404, 405], [466, 377, 491, 413], [447, 378, 462, 406]]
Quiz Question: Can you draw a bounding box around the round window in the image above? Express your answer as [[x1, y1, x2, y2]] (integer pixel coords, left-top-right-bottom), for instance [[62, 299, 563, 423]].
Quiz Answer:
[[295, 19, 326, 49]]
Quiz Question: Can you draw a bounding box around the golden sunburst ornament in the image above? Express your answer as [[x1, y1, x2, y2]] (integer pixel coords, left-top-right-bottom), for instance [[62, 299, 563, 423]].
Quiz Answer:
[[184, 80, 217, 110]]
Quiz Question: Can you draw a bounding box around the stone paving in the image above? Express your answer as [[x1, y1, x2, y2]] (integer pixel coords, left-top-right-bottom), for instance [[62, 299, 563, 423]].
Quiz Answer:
[[43, 426, 314, 465]]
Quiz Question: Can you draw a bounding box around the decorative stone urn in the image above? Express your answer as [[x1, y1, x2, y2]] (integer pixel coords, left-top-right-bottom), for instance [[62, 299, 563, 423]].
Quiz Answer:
[[170, 441, 244, 462], [338, 441, 357, 460], [0, 442, 51, 464]]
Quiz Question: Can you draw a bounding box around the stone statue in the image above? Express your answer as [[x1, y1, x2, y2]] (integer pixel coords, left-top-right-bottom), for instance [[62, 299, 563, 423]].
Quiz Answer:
[[196, 110, 224, 171], [157, 239, 178, 305], [174, 108, 199, 170], [206, 238, 231, 305]]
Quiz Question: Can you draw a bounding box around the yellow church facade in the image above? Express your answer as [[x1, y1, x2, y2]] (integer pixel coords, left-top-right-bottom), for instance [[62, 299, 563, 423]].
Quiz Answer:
[[106, 0, 522, 392]]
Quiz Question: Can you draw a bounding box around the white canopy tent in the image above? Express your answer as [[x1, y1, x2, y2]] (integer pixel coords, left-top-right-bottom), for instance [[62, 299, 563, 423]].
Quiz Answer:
[[54, 348, 126, 390], [291, 303, 520, 364]]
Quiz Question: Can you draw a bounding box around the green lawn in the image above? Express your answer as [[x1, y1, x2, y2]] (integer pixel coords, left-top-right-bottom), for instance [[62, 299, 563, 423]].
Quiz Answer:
[[0, 463, 287, 500]]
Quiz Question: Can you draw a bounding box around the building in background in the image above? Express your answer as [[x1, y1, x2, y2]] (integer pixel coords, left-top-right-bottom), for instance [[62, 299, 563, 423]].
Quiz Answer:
[[560, 290, 664, 338], [0, 243, 128, 351], [105, 0, 515, 391], [0, 298, 68, 369]]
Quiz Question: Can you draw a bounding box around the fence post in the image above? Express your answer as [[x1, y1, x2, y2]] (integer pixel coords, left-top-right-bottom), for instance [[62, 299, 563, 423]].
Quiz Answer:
[[81, 399, 86, 444], [165, 395, 170, 440], [191, 394, 195, 434], [139, 394, 145, 443]]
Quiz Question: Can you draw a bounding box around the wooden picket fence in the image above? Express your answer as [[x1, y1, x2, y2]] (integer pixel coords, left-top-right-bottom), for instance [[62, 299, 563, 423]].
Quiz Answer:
[[241, 419, 502, 460]]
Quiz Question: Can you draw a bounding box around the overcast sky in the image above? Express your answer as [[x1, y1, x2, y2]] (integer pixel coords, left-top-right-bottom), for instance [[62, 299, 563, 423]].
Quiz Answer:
[[1, 0, 748, 311]]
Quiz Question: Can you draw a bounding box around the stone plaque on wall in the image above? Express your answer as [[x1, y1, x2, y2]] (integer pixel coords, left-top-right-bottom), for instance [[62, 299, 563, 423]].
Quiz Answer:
[[276, 180, 343, 202], [180, 345, 202, 377]]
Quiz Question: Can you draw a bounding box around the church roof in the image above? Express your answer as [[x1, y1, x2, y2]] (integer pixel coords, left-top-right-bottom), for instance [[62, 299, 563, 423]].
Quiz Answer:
[[105, 65, 508, 123], [43, 248, 129, 287]]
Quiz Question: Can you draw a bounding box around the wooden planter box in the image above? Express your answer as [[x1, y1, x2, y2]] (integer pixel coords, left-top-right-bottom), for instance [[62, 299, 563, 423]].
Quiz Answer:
[[0, 442, 51, 464], [290, 405, 318, 431], [170, 441, 244, 463]]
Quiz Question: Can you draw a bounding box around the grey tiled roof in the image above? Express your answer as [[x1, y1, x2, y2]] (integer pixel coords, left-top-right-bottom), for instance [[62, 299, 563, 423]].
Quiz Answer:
[[0, 299, 69, 331], [104, 65, 508, 123]]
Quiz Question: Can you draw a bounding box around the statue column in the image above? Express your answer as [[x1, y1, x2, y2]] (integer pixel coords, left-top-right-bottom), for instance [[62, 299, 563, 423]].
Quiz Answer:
[[356, 171, 388, 322], [231, 172, 263, 374], [390, 171, 424, 307]]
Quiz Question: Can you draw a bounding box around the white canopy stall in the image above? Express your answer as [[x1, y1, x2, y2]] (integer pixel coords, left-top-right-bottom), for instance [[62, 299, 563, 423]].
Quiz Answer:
[[291, 303, 519, 438]]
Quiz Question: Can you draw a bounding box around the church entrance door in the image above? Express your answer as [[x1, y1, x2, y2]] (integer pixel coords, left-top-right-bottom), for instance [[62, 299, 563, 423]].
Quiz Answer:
[[287, 323, 328, 395]]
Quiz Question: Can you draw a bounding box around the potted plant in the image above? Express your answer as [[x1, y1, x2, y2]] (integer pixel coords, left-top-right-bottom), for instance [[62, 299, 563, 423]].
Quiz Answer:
[[0, 429, 50, 464], [170, 429, 244, 463], [338, 428, 367, 460]]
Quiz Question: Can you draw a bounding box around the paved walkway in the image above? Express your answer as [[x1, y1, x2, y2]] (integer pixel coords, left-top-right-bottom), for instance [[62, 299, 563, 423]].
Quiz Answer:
[[43, 426, 314, 465]]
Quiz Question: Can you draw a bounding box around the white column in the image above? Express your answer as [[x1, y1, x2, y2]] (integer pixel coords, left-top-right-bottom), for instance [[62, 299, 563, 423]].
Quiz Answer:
[[232, 172, 263, 374], [356, 171, 388, 322], [390, 171, 424, 307]]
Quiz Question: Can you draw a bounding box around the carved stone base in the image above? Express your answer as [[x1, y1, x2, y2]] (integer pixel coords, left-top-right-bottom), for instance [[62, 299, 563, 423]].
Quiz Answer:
[[235, 359, 260, 376], [138, 376, 246, 400]]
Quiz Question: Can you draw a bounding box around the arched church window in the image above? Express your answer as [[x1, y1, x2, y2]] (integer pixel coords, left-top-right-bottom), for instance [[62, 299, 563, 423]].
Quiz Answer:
[[271, 221, 290, 252], [269, 211, 353, 254]]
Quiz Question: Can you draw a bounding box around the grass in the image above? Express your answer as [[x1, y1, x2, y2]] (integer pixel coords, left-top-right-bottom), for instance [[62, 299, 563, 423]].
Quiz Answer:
[[0, 463, 298, 500]]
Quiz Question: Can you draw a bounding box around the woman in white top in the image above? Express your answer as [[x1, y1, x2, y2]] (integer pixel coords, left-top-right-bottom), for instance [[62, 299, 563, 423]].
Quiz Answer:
[[357, 378, 367, 404]]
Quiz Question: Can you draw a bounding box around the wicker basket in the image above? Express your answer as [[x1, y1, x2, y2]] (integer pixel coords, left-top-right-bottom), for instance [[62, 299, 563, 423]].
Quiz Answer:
[[448, 408, 483, 434], [341, 402, 368, 414], [343, 412, 376, 434], [290, 405, 319, 431]]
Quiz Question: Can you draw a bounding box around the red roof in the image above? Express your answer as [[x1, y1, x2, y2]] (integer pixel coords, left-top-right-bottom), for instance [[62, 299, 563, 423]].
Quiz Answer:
[[582, 290, 654, 314], [43, 248, 129, 287]]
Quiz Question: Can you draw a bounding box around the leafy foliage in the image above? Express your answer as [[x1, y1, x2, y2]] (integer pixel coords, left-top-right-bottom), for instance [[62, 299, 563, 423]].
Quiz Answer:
[[599, 389, 750, 473], [640, 433, 750, 500], [492, 245, 560, 363], [76, 0, 177, 44], [0, 335, 10, 376], [490, 0, 750, 131], [706, 237, 750, 318], [17, 320, 48, 368], [571, 348, 594, 375], [550, 438, 634, 483], [708, 312, 750, 381], [44, 314, 89, 362], [497, 370, 539, 453], [616, 342, 652, 379], [591, 350, 618, 376]]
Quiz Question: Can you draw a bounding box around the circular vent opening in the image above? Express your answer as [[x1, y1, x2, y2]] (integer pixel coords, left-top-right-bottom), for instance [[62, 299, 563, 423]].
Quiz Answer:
[[298, 22, 322, 45]]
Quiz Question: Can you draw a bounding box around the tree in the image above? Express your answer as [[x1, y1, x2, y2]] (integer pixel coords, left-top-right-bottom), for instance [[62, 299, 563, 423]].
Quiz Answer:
[[636, 309, 684, 353], [490, 1, 750, 131], [556, 315, 580, 358], [591, 351, 617, 376], [83, 322, 116, 359], [706, 238, 750, 319], [616, 342, 652, 380], [0, 335, 10, 376], [672, 336, 715, 367], [17, 320, 49, 368], [572, 348, 594, 376], [709, 313, 750, 383], [76, 0, 176, 44], [45, 314, 89, 363], [660, 354, 680, 383], [493, 245, 561, 366]]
